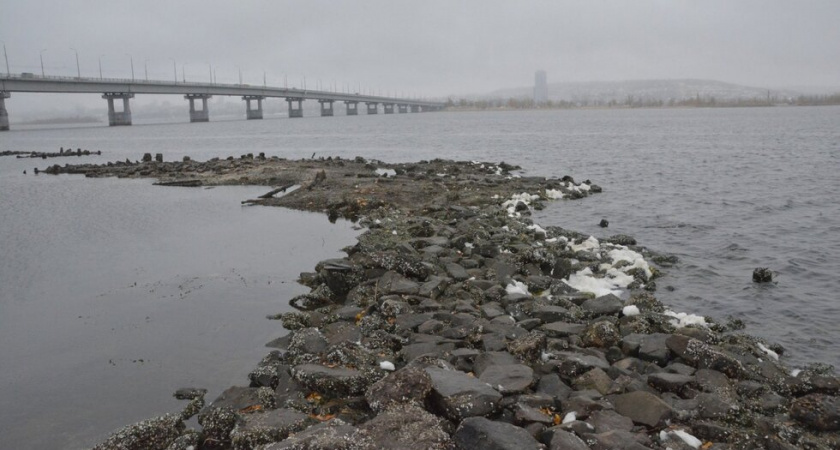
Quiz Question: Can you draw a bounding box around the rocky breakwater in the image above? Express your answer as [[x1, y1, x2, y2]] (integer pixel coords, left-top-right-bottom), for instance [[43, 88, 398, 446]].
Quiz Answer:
[[63, 156, 839, 449]]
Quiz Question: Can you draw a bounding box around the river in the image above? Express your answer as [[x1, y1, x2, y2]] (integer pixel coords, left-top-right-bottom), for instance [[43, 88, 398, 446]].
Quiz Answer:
[[1, 106, 838, 448]]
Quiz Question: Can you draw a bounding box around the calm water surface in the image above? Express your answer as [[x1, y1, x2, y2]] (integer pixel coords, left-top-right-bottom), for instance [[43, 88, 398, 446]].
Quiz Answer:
[[1, 106, 838, 448]]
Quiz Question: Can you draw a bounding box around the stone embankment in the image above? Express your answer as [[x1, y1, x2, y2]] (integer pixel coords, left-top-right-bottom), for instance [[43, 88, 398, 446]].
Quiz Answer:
[[9, 147, 102, 159], [43, 156, 838, 449]]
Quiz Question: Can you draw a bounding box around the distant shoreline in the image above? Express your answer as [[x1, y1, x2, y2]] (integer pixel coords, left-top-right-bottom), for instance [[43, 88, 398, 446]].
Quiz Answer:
[[16, 116, 103, 125]]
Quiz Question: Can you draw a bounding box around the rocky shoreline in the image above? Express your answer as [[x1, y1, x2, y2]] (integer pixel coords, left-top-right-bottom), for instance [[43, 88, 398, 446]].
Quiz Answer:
[[41, 155, 838, 449]]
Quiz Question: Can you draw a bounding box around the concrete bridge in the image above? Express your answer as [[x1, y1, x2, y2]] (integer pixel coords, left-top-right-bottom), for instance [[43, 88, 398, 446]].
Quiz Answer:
[[0, 73, 446, 131]]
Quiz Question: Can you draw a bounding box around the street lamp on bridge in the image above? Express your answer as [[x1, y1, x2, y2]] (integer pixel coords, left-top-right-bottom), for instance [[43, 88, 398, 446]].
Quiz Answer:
[[126, 54, 134, 82], [99, 54, 106, 79], [70, 48, 80, 78], [40, 49, 47, 77], [1, 42, 10, 76]]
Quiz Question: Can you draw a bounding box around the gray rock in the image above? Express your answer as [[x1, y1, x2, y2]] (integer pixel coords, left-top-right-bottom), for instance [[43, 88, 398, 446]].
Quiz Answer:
[[789, 394, 840, 431], [365, 367, 432, 412], [474, 351, 519, 376], [479, 364, 535, 394], [581, 430, 650, 450], [581, 321, 621, 348], [531, 305, 574, 323], [376, 271, 420, 295], [288, 328, 328, 356], [426, 367, 502, 420], [92, 414, 184, 450], [536, 374, 572, 401], [573, 368, 613, 395], [541, 321, 585, 338], [453, 417, 541, 450], [354, 403, 451, 449], [556, 352, 610, 379], [695, 392, 738, 420], [586, 410, 634, 433], [513, 403, 554, 425], [666, 334, 747, 379], [259, 421, 357, 449], [546, 429, 589, 450], [507, 330, 547, 362], [445, 262, 470, 281], [581, 294, 623, 316], [230, 409, 313, 450], [647, 372, 695, 394], [612, 391, 674, 427], [291, 364, 371, 397]]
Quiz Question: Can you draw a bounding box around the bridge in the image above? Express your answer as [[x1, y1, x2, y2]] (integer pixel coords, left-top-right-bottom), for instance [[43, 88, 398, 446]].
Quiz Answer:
[[0, 73, 446, 131]]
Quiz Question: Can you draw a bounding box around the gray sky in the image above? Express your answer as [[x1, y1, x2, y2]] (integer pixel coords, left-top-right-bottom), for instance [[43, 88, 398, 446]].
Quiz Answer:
[[2, 0, 839, 99]]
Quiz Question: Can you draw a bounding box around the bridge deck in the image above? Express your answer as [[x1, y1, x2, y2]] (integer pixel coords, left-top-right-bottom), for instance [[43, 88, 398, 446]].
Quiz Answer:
[[0, 74, 444, 108]]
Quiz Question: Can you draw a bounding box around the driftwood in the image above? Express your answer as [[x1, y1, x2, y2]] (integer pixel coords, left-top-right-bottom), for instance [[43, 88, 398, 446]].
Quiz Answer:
[[258, 183, 295, 199], [154, 180, 203, 187]]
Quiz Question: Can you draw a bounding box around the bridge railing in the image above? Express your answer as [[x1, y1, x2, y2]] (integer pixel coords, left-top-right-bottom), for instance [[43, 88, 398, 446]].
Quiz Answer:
[[0, 73, 444, 106]]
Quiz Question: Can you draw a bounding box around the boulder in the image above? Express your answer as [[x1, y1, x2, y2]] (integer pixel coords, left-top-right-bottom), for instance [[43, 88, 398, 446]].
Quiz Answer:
[[259, 421, 357, 449], [479, 364, 535, 394], [354, 403, 451, 449], [230, 409, 313, 450], [292, 364, 372, 397], [581, 294, 623, 316], [425, 367, 502, 420], [365, 367, 432, 412], [612, 391, 674, 427], [666, 334, 747, 379], [789, 394, 840, 431], [453, 417, 541, 450]]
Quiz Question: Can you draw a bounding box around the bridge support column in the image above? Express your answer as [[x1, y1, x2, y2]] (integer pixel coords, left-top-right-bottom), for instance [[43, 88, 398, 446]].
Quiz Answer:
[[243, 96, 264, 120], [398, 104, 408, 114], [185, 94, 211, 122], [344, 101, 358, 116], [383, 103, 395, 114], [0, 92, 9, 131], [102, 93, 134, 126], [286, 98, 303, 118], [319, 100, 334, 117], [411, 105, 421, 113], [366, 102, 379, 114]]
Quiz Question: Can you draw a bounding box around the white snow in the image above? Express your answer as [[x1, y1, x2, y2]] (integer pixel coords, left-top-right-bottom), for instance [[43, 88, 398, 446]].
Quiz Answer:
[[661, 429, 702, 449], [379, 361, 396, 371], [561, 411, 577, 424], [757, 342, 780, 361], [505, 281, 530, 296], [527, 224, 547, 236], [664, 310, 708, 328], [608, 247, 653, 279], [623, 305, 641, 316], [563, 267, 624, 297], [570, 236, 600, 252], [540, 351, 554, 362], [464, 242, 474, 249], [791, 369, 802, 377], [545, 189, 565, 199], [375, 168, 396, 177]]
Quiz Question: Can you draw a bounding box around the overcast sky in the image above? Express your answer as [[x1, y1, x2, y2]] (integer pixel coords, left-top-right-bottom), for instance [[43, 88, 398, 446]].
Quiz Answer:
[[2, 0, 839, 100]]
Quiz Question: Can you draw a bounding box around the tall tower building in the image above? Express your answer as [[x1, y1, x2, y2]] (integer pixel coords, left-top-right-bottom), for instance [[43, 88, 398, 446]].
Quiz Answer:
[[534, 70, 548, 105]]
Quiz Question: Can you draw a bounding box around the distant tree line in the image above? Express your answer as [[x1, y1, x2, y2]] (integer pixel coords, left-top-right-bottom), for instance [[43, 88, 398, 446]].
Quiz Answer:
[[445, 93, 840, 110]]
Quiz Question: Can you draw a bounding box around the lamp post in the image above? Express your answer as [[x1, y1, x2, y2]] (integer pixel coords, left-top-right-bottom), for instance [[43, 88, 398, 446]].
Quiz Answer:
[[98, 54, 106, 79], [40, 48, 47, 77], [70, 48, 80, 78], [144, 59, 149, 81], [236, 66, 242, 85], [2, 42, 10, 76], [207, 62, 212, 84], [170, 59, 177, 83], [125, 54, 134, 82]]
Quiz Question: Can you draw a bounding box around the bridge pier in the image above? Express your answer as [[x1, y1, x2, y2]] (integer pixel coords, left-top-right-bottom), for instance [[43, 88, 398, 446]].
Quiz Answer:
[[344, 101, 358, 116], [319, 100, 334, 117], [411, 105, 421, 113], [0, 92, 9, 131], [102, 93, 134, 126], [366, 102, 379, 115], [383, 103, 395, 114], [398, 104, 408, 114], [287, 98, 303, 118], [185, 94, 211, 122], [243, 96, 264, 120]]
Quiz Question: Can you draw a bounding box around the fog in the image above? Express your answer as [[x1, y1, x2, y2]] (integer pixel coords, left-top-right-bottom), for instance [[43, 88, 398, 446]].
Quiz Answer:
[[2, 0, 839, 117]]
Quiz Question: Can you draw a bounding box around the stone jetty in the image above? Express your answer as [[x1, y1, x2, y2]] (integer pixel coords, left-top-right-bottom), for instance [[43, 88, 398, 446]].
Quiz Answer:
[[42, 155, 838, 449]]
